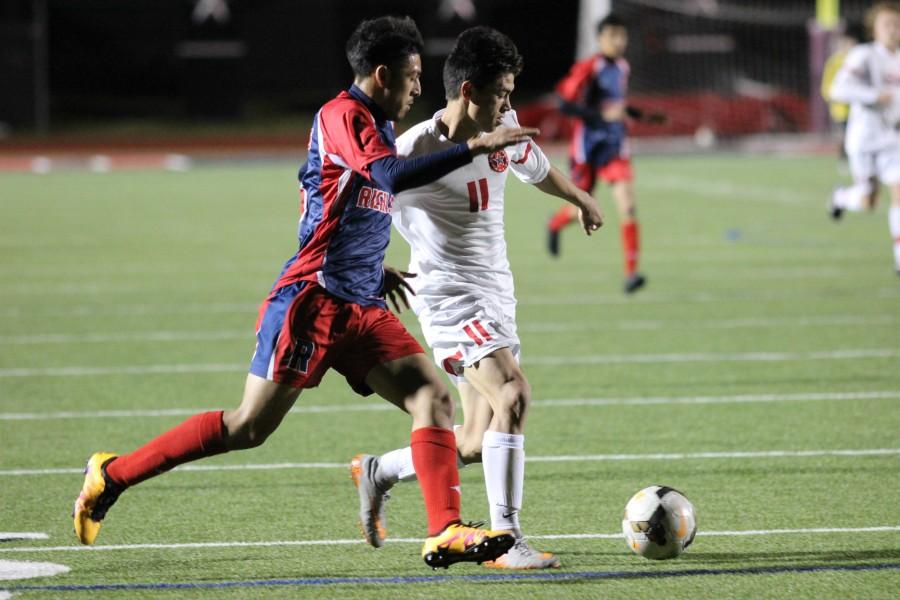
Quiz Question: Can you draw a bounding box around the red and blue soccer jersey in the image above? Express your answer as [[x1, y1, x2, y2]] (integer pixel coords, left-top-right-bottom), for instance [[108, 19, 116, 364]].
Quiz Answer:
[[248, 86, 424, 392], [556, 54, 630, 168], [274, 85, 398, 308]]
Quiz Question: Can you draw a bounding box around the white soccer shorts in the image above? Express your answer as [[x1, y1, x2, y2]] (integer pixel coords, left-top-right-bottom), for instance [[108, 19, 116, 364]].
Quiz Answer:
[[848, 145, 900, 186], [419, 297, 521, 386]]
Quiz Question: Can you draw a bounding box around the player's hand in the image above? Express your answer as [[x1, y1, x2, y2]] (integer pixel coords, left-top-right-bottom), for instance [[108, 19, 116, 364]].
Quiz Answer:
[[382, 265, 416, 313], [468, 126, 539, 155], [876, 90, 893, 107], [578, 196, 604, 235]]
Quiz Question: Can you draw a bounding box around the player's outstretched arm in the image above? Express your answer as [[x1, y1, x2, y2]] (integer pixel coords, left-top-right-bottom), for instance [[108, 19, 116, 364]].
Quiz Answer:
[[467, 127, 539, 155], [534, 165, 604, 235]]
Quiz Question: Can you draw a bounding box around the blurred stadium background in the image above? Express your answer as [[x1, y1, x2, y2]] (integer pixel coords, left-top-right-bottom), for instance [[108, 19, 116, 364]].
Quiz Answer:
[[0, 0, 877, 165]]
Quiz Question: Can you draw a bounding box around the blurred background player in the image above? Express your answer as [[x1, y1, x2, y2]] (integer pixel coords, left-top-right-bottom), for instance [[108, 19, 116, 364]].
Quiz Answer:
[[350, 26, 603, 570], [71, 15, 538, 569], [828, 1, 900, 275], [546, 13, 653, 294], [821, 26, 861, 170]]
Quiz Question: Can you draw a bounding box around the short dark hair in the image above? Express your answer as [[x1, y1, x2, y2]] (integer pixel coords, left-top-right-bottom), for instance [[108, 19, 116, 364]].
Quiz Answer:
[[443, 26, 523, 100], [597, 13, 627, 33], [345, 16, 424, 77]]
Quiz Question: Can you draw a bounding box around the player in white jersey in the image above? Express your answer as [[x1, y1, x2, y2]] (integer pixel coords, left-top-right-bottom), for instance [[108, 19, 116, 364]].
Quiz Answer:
[[828, 2, 900, 274], [350, 26, 604, 569]]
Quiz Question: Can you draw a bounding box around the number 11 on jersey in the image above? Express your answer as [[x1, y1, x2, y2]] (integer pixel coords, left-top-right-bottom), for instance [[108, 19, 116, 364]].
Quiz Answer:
[[467, 178, 489, 212]]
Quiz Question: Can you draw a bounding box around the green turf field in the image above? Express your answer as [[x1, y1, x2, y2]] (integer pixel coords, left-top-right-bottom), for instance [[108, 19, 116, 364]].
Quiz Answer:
[[1, 154, 898, 598]]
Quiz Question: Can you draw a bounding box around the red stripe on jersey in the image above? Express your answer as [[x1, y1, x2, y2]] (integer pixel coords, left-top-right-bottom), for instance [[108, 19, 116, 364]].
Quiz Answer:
[[472, 319, 493, 341], [467, 180, 478, 212], [462, 324, 483, 346], [479, 178, 489, 211], [512, 143, 532, 165]]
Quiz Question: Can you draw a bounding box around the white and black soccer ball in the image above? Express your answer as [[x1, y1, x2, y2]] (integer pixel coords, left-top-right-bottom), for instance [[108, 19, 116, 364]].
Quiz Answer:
[[622, 485, 697, 560]]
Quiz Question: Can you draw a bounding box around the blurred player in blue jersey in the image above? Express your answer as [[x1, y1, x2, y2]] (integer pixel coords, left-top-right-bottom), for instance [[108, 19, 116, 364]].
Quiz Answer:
[[72, 15, 537, 569], [547, 13, 654, 294]]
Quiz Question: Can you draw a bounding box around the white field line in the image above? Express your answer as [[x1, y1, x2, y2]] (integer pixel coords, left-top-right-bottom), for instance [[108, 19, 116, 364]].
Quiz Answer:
[[640, 174, 808, 205], [3, 448, 897, 477], [0, 534, 48, 541], [2, 314, 895, 345], [522, 348, 900, 366], [1, 526, 898, 554], [2, 390, 897, 422], [3, 289, 900, 319], [2, 348, 898, 378]]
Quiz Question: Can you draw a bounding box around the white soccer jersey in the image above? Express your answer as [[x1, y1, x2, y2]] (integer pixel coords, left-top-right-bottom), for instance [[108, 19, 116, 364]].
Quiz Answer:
[[393, 109, 550, 375], [830, 42, 900, 154]]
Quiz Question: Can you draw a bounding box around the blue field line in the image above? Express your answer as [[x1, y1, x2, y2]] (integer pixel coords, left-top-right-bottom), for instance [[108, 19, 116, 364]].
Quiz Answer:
[[6, 562, 900, 592]]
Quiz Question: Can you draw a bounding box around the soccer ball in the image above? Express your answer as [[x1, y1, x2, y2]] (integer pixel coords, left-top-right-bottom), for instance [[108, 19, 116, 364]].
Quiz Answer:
[[622, 485, 697, 560]]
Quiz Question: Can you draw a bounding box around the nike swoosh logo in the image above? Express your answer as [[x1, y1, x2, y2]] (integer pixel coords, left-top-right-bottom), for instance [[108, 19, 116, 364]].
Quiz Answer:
[[502, 511, 517, 519], [450, 485, 461, 495]]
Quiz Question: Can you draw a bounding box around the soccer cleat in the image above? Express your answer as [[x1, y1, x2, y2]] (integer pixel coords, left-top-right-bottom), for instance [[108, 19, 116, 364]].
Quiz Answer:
[[623, 272, 646, 294], [72, 452, 124, 545], [483, 538, 562, 569], [829, 189, 844, 221], [350, 454, 391, 548], [547, 225, 561, 257], [421, 522, 515, 569]]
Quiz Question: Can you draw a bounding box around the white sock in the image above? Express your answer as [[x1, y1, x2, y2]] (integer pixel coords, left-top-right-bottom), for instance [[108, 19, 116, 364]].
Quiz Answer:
[[833, 186, 865, 211], [375, 439, 467, 488], [375, 447, 417, 487], [482, 430, 525, 538], [890, 206, 900, 268]]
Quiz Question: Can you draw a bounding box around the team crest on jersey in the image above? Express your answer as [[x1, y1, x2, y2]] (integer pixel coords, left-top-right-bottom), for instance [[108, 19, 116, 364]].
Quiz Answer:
[[488, 150, 509, 173]]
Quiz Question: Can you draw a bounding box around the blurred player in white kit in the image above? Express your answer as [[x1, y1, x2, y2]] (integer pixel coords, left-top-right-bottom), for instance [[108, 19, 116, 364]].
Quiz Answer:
[[829, 1, 900, 274]]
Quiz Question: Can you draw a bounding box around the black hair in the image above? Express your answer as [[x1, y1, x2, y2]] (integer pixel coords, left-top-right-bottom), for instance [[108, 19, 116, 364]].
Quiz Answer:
[[345, 16, 424, 77], [597, 13, 627, 33], [443, 26, 523, 100]]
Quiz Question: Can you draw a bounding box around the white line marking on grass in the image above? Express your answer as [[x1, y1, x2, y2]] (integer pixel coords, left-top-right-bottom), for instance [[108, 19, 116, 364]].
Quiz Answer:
[[1, 526, 898, 553], [4, 289, 900, 319], [522, 348, 900, 366], [4, 313, 894, 346], [3, 448, 897, 477], [0, 331, 250, 345], [521, 314, 899, 332], [3, 348, 898, 378], [3, 390, 897, 422], [0, 559, 70, 580], [0, 534, 48, 541], [640, 174, 806, 205]]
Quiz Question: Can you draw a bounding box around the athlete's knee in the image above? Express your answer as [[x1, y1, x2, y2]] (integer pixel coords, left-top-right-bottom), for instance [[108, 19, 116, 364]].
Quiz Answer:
[[497, 376, 531, 426], [407, 382, 454, 425], [222, 411, 275, 450]]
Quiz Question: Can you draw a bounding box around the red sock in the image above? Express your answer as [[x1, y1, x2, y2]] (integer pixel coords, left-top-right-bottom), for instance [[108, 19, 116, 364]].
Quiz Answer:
[[105, 411, 228, 487], [548, 205, 577, 232], [410, 426, 461, 536], [621, 221, 640, 275]]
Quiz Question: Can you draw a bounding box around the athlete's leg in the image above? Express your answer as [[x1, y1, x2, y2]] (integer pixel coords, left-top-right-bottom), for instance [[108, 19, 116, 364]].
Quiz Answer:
[[74, 375, 302, 544], [364, 353, 515, 567], [455, 381, 494, 464], [463, 348, 528, 536], [888, 183, 900, 272], [611, 179, 638, 269], [364, 353, 459, 537], [461, 350, 559, 568]]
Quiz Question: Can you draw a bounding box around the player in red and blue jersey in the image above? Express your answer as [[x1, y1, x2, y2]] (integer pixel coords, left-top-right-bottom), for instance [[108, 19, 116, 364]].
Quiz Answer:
[[71, 15, 536, 569], [547, 13, 650, 294]]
